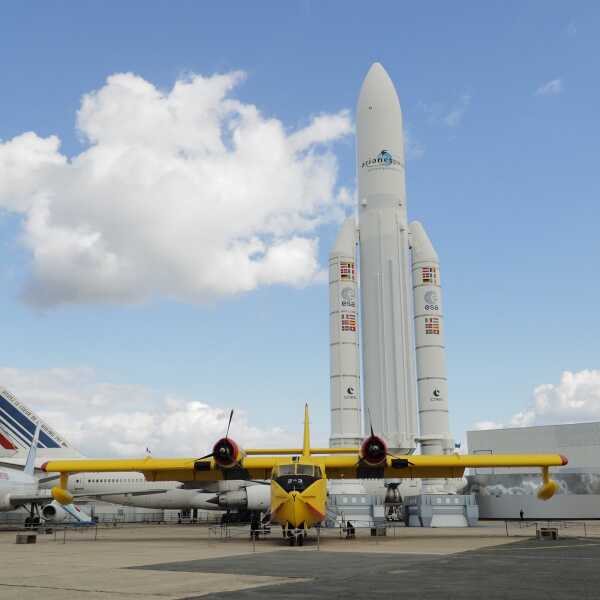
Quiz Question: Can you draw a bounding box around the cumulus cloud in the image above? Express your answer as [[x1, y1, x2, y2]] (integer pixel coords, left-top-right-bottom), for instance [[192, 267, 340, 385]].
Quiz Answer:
[[0, 71, 352, 306], [535, 79, 563, 96], [472, 370, 600, 430], [0, 367, 305, 457], [418, 93, 471, 128]]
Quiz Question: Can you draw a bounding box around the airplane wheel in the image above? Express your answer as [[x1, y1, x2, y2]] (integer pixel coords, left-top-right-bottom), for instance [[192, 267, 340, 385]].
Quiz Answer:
[[297, 534, 304, 546], [289, 535, 296, 546]]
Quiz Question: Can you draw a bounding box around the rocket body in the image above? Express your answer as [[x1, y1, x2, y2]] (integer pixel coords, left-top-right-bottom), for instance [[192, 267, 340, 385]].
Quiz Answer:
[[329, 218, 362, 447], [356, 64, 418, 454]]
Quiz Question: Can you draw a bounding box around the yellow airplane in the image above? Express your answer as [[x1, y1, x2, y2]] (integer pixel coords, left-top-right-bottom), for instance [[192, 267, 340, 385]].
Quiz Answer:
[[42, 405, 567, 545]]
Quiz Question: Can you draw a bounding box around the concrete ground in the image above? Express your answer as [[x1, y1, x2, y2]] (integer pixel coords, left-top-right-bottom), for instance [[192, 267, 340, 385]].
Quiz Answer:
[[1, 522, 599, 599]]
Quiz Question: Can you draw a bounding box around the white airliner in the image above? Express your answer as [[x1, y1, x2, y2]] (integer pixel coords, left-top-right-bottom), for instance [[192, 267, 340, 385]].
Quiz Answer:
[[0, 388, 270, 520], [0, 424, 93, 525]]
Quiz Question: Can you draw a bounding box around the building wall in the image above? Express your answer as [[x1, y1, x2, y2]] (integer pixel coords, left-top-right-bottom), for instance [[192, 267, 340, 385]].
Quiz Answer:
[[466, 422, 600, 519]]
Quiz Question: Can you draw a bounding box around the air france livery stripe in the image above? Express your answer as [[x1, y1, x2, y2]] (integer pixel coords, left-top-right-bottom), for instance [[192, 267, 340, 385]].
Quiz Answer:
[[0, 392, 61, 449]]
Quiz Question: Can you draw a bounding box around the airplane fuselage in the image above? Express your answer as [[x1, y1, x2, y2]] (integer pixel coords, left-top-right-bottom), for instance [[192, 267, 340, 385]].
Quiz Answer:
[[269, 460, 328, 532], [58, 472, 218, 510]]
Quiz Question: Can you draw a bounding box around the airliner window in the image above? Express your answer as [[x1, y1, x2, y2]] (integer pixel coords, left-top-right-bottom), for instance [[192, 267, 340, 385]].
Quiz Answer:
[[279, 465, 295, 475]]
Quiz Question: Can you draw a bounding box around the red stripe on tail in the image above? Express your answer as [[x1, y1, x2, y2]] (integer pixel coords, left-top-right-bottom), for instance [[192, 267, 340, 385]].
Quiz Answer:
[[0, 432, 16, 449]]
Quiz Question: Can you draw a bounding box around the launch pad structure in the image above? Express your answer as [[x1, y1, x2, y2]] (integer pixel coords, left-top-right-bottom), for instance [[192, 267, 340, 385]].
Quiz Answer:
[[328, 63, 476, 527]]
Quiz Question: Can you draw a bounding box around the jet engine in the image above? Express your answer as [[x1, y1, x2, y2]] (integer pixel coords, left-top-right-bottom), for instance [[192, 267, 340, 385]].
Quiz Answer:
[[42, 501, 72, 523], [360, 434, 388, 467], [42, 501, 91, 523], [211, 438, 244, 469], [216, 484, 270, 511]]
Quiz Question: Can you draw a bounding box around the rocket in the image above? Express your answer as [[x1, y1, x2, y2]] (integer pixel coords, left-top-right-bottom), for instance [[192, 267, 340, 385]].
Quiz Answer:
[[330, 63, 453, 473]]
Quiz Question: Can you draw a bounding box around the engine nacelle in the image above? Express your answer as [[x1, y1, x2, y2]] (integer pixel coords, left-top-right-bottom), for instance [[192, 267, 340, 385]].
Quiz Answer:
[[360, 434, 388, 467], [217, 484, 270, 511], [537, 480, 559, 501], [212, 438, 244, 469], [42, 501, 92, 524], [42, 501, 70, 523]]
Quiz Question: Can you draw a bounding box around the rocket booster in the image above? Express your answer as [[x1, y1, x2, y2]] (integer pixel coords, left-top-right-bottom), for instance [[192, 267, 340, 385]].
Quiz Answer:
[[356, 63, 418, 454]]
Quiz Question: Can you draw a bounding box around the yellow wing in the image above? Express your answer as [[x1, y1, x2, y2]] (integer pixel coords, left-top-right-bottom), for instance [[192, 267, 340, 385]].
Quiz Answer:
[[43, 452, 567, 482], [42, 455, 289, 483], [322, 453, 568, 480]]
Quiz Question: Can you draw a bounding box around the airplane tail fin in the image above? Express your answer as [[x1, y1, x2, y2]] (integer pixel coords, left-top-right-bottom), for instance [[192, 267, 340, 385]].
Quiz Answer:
[[24, 423, 41, 476], [0, 388, 82, 459], [303, 404, 310, 457]]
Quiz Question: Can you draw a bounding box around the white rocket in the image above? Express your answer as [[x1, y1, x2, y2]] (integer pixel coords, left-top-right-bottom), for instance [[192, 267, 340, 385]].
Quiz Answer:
[[329, 63, 453, 469]]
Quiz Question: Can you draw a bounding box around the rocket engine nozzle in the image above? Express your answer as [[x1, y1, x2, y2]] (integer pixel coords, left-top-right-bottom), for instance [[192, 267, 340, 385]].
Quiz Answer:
[[212, 438, 243, 469], [360, 435, 388, 467]]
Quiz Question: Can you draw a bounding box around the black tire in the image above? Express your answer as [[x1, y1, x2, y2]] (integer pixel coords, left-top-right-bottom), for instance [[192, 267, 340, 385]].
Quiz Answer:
[[289, 535, 296, 546], [297, 534, 304, 546]]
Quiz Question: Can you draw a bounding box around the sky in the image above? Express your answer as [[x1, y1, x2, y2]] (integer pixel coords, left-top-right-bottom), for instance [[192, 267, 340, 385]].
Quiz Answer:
[[1, 2, 599, 456]]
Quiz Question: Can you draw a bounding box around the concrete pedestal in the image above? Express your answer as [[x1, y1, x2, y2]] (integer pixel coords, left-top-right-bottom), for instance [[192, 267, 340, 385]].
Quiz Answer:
[[404, 494, 479, 527]]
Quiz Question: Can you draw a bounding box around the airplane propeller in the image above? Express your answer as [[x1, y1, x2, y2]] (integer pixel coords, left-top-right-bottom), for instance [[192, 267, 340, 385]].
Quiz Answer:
[[196, 410, 235, 462], [358, 415, 414, 468]]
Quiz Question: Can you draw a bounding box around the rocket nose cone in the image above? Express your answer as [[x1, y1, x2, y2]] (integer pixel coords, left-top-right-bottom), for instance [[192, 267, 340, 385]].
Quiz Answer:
[[359, 63, 396, 97], [357, 62, 402, 117]]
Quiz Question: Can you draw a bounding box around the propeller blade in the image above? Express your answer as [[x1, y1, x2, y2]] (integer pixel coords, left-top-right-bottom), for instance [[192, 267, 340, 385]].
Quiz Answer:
[[196, 452, 214, 461], [225, 409, 234, 438]]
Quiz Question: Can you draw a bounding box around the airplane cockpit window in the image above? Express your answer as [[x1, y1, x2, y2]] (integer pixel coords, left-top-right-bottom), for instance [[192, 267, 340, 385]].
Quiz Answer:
[[278, 464, 295, 475], [296, 465, 314, 476], [276, 464, 321, 477]]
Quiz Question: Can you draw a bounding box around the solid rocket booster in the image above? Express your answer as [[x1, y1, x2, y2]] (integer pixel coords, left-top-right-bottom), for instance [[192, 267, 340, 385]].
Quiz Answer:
[[409, 221, 451, 458], [356, 63, 418, 454], [329, 217, 362, 447]]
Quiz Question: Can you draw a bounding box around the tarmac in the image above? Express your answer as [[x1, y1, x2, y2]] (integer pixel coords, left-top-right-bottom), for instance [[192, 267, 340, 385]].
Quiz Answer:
[[1, 522, 599, 599]]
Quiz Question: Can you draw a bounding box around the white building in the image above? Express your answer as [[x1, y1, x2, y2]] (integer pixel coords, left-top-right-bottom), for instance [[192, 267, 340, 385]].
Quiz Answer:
[[466, 422, 600, 519]]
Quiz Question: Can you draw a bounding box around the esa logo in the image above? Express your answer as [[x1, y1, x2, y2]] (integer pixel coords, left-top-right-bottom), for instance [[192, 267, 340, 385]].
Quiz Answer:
[[340, 286, 356, 308], [424, 290, 439, 311]]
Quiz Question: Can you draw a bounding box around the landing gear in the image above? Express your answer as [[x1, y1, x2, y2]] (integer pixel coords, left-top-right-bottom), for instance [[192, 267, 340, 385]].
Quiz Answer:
[[250, 514, 260, 541], [24, 504, 41, 528]]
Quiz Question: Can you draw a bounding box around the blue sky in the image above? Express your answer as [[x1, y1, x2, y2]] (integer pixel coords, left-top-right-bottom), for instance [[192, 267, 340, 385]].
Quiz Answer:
[[1, 2, 599, 454]]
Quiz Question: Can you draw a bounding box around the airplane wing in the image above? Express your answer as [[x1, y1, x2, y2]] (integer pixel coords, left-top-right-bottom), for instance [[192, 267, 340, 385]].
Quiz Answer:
[[42, 452, 567, 482], [322, 453, 568, 479], [72, 489, 172, 498], [42, 456, 283, 483], [7, 493, 53, 506]]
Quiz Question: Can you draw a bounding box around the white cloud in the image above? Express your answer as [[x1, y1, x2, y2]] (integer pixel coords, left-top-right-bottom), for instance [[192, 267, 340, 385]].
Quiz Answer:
[[0, 71, 352, 307], [471, 369, 600, 430], [418, 93, 471, 128], [472, 420, 504, 431], [443, 94, 471, 127], [0, 367, 305, 457], [535, 79, 563, 96]]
